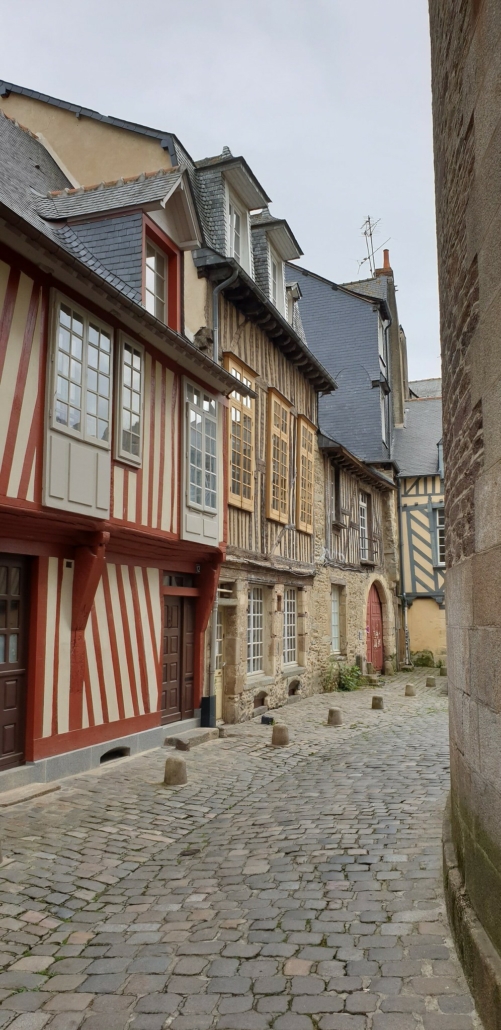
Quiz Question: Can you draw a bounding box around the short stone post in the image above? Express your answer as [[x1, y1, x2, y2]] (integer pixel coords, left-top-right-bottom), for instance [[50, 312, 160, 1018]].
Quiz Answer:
[[272, 724, 289, 747], [164, 755, 187, 786], [372, 696, 384, 710], [405, 683, 416, 697], [426, 676, 436, 688], [327, 708, 343, 726], [440, 666, 447, 677]]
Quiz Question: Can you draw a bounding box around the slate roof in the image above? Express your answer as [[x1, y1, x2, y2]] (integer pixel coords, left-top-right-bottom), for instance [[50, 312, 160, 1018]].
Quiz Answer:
[[392, 397, 443, 476], [35, 167, 183, 220], [409, 378, 442, 398]]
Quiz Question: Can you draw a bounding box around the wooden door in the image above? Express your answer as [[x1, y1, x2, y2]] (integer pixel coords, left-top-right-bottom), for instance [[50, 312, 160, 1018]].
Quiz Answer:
[[0, 556, 29, 770], [366, 584, 384, 672], [161, 597, 195, 723]]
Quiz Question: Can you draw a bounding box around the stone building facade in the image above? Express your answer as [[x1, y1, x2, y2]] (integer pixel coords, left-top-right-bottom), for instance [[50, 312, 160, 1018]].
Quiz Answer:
[[429, 0, 501, 1024]]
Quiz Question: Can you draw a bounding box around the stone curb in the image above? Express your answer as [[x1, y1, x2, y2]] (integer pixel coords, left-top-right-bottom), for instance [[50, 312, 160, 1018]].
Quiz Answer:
[[443, 793, 501, 1030]]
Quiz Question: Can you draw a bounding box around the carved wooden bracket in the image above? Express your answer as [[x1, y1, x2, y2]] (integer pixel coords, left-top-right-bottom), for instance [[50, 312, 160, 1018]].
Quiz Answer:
[[71, 531, 110, 633]]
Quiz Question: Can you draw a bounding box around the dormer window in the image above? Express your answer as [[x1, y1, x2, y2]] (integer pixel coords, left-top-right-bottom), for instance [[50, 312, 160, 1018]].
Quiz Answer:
[[145, 241, 167, 322], [142, 219, 181, 332], [269, 245, 284, 314], [228, 200, 242, 263]]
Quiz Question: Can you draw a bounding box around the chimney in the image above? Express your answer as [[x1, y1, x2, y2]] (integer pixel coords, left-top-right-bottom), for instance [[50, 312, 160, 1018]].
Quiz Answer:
[[376, 248, 393, 277]]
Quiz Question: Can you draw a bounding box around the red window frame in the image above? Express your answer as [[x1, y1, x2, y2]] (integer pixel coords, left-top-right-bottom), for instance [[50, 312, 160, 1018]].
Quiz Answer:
[[142, 215, 181, 333]]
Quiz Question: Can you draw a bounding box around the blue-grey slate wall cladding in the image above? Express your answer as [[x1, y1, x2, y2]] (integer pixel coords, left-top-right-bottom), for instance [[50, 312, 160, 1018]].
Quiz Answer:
[[70, 212, 144, 301], [287, 266, 388, 462]]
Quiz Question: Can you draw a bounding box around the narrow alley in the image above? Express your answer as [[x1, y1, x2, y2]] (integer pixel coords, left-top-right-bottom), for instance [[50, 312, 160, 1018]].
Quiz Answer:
[[0, 673, 478, 1029]]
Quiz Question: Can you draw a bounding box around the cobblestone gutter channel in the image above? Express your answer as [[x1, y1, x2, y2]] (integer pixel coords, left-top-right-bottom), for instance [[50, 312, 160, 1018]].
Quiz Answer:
[[0, 672, 482, 1028]]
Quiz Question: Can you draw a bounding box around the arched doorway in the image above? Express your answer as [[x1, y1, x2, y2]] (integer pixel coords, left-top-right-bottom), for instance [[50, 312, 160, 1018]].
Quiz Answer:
[[366, 584, 384, 672]]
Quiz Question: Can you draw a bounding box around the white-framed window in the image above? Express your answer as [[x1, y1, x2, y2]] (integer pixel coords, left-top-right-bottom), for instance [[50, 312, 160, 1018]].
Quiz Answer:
[[380, 389, 388, 445], [116, 338, 144, 465], [53, 297, 112, 447], [145, 240, 167, 322], [283, 588, 297, 665], [216, 608, 224, 671], [269, 246, 285, 314], [331, 585, 340, 653], [228, 199, 242, 263], [378, 317, 386, 367], [436, 507, 445, 565], [186, 383, 217, 512], [247, 587, 264, 674], [359, 491, 369, 561]]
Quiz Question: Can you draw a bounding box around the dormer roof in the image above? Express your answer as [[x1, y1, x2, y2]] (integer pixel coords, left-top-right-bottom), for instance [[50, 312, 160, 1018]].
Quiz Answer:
[[251, 208, 302, 261], [196, 153, 270, 209]]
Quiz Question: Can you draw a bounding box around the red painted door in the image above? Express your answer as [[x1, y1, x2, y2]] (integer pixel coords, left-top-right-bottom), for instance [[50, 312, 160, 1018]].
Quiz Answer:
[[161, 598, 195, 723], [0, 556, 29, 769], [366, 584, 383, 672]]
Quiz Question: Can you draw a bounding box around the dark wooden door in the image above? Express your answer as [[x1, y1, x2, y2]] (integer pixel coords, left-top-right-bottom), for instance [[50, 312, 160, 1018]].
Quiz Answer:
[[161, 597, 195, 723], [366, 584, 384, 672], [0, 556, 29, 770]]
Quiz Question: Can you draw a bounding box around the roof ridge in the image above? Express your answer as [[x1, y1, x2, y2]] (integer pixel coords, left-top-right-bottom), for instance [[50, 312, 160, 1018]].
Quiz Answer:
[[48, 165, 179, 198]]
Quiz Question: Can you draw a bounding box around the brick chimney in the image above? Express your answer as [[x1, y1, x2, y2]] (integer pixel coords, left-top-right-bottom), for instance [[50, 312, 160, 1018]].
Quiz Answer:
[[376, 249, 393, 277]]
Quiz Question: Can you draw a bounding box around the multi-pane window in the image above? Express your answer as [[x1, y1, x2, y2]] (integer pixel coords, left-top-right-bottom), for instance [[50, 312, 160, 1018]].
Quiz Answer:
[[54, 301, 112, 445], [186, 383, 217, 511], [0, 563, 21, 667], [117, 340, 143, 463], [297, 417, 314, 533], [283, 588, 297, 664], [225, 357, 254, 511], [380, 389, 388, 444], [247, 587, 264, 674], [267, 391, 290, 524], [359, 491, 369, 561], [228, 200, 242, 263], [436, 507, 445, 565], [145, 241, 167, 322], [331, 585, 340, 653]]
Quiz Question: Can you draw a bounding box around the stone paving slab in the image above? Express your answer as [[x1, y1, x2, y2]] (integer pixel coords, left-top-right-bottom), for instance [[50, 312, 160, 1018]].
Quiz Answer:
[[0, 671, 482, 1027]]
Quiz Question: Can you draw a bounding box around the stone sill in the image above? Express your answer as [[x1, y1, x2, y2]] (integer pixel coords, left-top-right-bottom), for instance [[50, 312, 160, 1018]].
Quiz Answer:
[[282, 665, 306, 680], [245, 674, 274, 690]]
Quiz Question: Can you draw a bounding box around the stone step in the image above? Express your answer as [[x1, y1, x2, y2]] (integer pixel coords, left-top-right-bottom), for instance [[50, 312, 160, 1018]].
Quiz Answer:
[[164, 727, 219, 751], [0, 782, 61, 807]]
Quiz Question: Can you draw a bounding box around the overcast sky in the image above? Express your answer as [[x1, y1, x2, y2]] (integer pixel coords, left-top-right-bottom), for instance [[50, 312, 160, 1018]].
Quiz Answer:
[[0, 0, 439, 380]]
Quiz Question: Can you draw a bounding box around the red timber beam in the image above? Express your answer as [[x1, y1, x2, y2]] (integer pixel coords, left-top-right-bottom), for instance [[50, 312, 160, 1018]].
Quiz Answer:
[[69, 531, 109, 731], [194, 560, 221, 711]]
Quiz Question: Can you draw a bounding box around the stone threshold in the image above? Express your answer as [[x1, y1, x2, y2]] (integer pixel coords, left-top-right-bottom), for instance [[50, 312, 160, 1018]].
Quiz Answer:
[[443, 792, 501, 1030]]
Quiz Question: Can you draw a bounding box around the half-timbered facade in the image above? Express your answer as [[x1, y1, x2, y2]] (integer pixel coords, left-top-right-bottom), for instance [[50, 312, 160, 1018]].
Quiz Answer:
[[394, 385, 446, 661], [0, 112, 250, 783]]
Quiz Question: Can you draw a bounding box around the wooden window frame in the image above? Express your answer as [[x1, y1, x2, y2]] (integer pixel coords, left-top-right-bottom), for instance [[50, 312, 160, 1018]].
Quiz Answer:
[[50, 291, 113, 450], [115, 335, 144, 467], [296, 415, 315, 534], [142, 216, 181, 332], [283, 587, 297, 665], [185, 380, 218, 514], [247, 587, 264, 674], [223, 354, 255, 512], [266, 389, 291, 525]]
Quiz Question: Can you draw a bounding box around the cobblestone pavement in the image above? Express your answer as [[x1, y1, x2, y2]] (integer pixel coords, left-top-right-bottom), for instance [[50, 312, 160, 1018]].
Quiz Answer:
[[0, 671, 481, 1029]]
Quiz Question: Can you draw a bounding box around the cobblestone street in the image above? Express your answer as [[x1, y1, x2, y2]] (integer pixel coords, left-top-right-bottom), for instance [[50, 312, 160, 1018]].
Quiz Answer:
[[0, 672, 480, 1029]]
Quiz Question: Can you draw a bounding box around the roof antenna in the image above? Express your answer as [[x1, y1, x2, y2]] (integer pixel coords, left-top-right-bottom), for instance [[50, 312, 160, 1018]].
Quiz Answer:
[[359, 216, 381, 277]]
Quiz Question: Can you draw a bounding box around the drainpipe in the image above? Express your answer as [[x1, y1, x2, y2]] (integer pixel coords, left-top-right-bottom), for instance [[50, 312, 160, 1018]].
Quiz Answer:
[[202, 268, 239, 728], [397, 476, 411, 666]]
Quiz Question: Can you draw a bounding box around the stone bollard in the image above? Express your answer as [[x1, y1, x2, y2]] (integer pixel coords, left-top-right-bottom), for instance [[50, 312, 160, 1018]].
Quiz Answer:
[[328, 708, 343, 726], [440, 682, 449, 696], [164, 755, 187, 786], [440, 666, 447, 677], [426, 676, 436, 688], [405, 683, 416, 697], [372, 696, 384, 710], [272, 724, 289, 747]]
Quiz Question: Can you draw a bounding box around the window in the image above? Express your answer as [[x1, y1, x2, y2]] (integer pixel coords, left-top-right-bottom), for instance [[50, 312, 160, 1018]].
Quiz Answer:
[[116, 339, 143, 464], [331, 585, 340, 653], [247, 588, 264, 674], [186, 383, 217, 511], [436, 507, 445, 565], [380, 390, 388, 445], [53, 299, 112, 446], [359, 491, 369, 561], [224, 356, 254, 511], [267, 391, 290, 524], [228, 199, 242, 263], [216, 608, 224, 671], [378, 318, 386, 367], [145, 241, 167, 322], [283, 588, 297, 664], [297, 417, 315, 533]]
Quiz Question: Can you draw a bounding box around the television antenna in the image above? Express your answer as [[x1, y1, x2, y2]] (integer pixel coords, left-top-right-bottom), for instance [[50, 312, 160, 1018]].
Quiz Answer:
[[357, 217, 391, 278]]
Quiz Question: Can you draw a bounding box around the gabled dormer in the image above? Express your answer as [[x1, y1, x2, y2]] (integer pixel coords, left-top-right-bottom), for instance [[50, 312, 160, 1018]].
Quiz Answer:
[[251, 209, 302, 317], [195, 148, 270, 277]]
